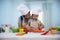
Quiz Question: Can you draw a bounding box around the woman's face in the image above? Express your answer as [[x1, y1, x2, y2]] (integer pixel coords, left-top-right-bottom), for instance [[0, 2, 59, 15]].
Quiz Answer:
[[25, 11, 31, 19], [32, 14, 38, 20]]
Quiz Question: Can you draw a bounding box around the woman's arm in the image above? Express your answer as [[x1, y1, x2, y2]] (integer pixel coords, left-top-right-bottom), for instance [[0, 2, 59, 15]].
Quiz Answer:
[[18, 16, 23, 28]]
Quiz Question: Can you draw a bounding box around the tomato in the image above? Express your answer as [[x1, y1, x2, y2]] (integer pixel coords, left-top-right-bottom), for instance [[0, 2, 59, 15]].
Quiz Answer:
[[24, 28, 29, 34], [49, 27, 55, 31]]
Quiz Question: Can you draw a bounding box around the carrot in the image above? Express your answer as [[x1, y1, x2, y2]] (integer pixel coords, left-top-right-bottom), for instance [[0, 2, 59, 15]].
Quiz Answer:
[[16, 33, 22, 36]]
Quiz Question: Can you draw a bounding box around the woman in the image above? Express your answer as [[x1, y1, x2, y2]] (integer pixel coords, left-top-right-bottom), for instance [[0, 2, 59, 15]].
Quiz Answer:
[[17, 4, 31, 31]]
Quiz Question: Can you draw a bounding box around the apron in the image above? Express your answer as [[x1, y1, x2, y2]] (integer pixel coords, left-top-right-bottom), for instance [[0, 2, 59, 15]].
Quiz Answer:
[[22, 17, 28, 28], [30, 20, 40, 30]]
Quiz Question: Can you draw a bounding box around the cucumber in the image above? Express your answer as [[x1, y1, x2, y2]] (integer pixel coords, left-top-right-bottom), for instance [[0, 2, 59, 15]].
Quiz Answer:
[[10, 27, 19, 33], [56, 27, 60, 31], [56, 28, 60, 31]]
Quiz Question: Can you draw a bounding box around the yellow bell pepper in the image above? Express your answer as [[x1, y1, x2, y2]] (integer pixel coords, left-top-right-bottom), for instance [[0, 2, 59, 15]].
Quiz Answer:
[[19, 28, 24, 33]]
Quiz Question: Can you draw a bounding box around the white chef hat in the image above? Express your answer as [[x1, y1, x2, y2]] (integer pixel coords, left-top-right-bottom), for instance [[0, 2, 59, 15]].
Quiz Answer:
[[17, 4, 29, 15], [32, 8, 41, 15]]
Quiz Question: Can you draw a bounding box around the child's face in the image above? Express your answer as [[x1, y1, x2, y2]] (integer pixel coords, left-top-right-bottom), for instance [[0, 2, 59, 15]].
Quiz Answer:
[[32, 14, 38, 20]]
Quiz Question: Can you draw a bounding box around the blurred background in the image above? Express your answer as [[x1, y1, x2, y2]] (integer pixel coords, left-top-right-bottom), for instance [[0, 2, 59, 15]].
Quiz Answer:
[[0, 0, 60, 30]]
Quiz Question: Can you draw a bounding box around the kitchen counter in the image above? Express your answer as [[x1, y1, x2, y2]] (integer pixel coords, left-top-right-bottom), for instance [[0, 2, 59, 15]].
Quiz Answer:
[[0, 33, 60, 40]]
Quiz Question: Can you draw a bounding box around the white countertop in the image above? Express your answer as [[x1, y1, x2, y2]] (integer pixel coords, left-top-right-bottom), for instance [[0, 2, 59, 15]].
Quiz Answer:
[[0, 32, 60, 38]]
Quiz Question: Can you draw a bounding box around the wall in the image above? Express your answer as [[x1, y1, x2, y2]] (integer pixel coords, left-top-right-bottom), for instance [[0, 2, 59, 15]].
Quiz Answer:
[[51, 0, 60, 27], [0, 0, 60, 27], [0, 0, 26, 27]]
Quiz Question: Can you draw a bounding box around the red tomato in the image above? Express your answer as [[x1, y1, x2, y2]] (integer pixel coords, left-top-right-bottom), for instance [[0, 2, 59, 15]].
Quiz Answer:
[[24, 28, 29, 34]]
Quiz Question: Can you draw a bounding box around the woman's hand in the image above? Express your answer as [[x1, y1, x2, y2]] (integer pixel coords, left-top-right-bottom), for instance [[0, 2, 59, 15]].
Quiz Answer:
[[25, 24, 31, 31]]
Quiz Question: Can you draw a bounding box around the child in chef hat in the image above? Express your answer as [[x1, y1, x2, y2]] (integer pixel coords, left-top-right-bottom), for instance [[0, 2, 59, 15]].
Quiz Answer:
[[28, 8, 44, 30]]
